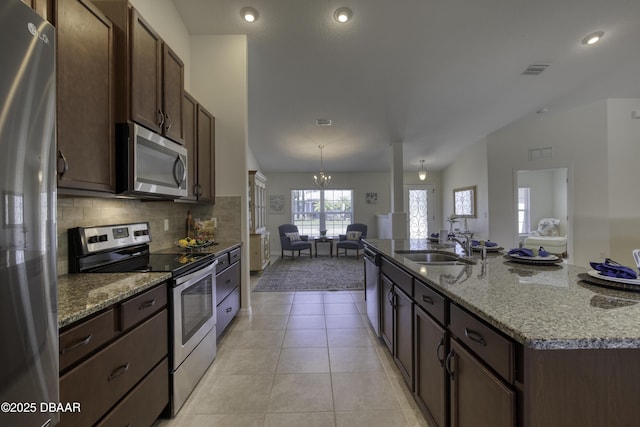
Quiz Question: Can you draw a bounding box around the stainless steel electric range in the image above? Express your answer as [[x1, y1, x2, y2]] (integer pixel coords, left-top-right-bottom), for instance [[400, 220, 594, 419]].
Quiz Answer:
[[68, 222, 217, 416]]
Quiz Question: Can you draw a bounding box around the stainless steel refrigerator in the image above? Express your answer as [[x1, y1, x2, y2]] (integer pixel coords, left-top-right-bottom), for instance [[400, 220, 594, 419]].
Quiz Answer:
[[0, 1, 58, 426]]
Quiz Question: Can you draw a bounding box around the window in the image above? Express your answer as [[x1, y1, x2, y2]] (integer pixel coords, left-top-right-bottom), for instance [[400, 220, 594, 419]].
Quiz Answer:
[[408, 188, 429, 239], [518, 187, 531, 234], [291, 189, 353, 236]]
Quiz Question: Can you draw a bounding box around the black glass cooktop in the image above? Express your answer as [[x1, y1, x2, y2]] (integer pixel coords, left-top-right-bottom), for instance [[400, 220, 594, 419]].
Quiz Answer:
[[146, 252, 214, 275]]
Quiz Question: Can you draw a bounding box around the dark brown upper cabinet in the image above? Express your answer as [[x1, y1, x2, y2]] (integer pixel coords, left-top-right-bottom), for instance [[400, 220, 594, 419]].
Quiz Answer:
[[55, 0, 116, 193], [93, 1, 185, 144], [183, 92, 216, 203], [21, 0, 50, 20]]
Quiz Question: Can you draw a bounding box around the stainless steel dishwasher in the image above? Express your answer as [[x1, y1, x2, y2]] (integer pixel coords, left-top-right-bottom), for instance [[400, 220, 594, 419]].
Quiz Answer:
[[364, 247, 381, 337]]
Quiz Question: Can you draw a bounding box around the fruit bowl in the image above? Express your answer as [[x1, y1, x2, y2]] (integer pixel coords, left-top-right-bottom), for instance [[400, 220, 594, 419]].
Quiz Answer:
[[176, 238, 214, 249]]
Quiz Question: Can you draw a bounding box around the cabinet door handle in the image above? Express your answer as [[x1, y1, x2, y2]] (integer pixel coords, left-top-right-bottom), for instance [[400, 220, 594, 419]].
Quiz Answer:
[[445, 349, 455, 379], [157, 109, 165, 127], [164, 112, 172, 131], [107, 362, 130, 382], [226, 307, 232, 313], [138, 299, 156, 310], [436, 337, 445, 367], [57, 150, 69, 179], [464, 327, 487, 346], [60, 334, 92, 354], [387, 289, 396, 308], [422, 295, 434, 305]]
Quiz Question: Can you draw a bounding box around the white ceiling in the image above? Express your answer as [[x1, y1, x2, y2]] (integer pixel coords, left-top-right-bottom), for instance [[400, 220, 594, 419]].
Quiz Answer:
[[173, 0, 640, 173]]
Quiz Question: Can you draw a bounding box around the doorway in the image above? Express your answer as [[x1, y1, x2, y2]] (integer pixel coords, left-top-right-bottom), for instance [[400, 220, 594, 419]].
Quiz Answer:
[[405, 184, 435, 239], [515, 168, 571, 257]]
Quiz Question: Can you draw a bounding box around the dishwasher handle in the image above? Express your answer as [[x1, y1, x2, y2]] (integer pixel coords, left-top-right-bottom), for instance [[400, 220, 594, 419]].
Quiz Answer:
[[364, 248, 381, 266]]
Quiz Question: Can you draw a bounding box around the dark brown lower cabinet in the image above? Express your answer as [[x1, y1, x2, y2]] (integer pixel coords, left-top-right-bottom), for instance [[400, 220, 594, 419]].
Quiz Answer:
[[380, 273, 414, 388], [215, 248, 241, 339], [448, 339, 516, 427], [380, 275, 394, 353], [415, 306, 448, 427], [59, 310, 168, 426], [394, 285, 413, 388]]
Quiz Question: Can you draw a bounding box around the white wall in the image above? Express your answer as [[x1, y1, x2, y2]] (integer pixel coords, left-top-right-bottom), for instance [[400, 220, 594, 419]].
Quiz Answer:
[[442, 139, 490, 240], [487, 100, 609, 267], [607, 99, 640, 264], [190, 35, 250, 309]]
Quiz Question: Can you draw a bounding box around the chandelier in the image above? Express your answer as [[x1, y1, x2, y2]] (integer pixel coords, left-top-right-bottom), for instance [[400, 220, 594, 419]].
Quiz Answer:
[[313, 145, 331, 188]]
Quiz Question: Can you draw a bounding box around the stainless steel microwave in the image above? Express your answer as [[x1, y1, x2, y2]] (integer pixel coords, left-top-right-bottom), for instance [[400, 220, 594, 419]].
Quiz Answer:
[[116, 122, 188, 198]]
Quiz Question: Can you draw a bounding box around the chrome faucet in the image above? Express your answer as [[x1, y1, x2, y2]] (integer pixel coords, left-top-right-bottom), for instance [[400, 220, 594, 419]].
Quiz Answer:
[[449, 231, 474, 256]]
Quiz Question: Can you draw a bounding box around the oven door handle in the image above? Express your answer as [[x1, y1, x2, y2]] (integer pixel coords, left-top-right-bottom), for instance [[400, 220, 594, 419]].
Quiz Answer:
[[175, 259, 218, 287]]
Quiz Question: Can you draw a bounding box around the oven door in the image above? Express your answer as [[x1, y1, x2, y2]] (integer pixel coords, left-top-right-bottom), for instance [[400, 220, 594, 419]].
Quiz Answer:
[[172, 260, 217, 368]]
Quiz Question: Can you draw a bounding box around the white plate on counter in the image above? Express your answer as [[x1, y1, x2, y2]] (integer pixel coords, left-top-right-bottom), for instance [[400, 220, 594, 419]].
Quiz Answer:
[[506, 253, 562, 265], [587, 270, 640, 286], [471, 245, 503, 252]]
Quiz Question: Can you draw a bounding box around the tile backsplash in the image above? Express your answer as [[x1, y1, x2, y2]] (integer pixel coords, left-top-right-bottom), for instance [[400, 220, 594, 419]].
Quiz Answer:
[[57, 195, 241, 275]]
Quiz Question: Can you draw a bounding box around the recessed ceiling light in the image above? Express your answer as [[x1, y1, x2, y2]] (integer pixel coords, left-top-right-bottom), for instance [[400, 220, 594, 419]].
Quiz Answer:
[[241, 7, 258, 23], [581, 31, 604, 45], [334, 7, 352, 23]]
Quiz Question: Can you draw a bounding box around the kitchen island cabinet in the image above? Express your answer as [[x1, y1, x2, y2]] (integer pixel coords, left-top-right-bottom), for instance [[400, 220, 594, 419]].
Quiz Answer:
[[380, 258, 414, 388], [364, 239, 640, 427]]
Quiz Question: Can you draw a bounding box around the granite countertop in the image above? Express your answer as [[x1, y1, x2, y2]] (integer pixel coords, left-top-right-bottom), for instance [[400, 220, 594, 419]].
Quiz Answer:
[[364, 238, 640, 350], [57, 272, 171, 329], [58, 240, 242, 329]]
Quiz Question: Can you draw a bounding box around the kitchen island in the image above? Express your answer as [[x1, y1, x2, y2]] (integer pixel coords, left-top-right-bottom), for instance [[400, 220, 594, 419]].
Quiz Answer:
[[364, 238, 640, 427]]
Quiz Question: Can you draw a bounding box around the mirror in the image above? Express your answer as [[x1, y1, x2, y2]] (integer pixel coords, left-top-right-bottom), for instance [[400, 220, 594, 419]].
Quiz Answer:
[[453, 186, 476, 218]]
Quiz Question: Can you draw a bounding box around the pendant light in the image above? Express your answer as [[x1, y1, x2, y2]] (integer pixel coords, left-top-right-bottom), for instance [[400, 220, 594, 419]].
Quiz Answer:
[[418, 160, 427, 181], [313, 145, 331, 188]]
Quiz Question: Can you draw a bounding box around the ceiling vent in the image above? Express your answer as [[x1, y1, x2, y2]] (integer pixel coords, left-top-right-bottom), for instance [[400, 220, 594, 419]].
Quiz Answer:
[[521, 63, 550, 76], [315, 119, 332, 126]]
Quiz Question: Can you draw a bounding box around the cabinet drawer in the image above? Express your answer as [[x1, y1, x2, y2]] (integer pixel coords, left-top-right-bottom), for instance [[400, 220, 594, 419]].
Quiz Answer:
[[215, 252, 230, 273], [216, 261, 240, 305], [59, 310, 168, 427], [381, 258, 412, 296], [217, 286, 240, 339], [59, 308, 116, 372], [96, 357, 169, 427], [229, 247, 241, 264], [414, 279, 447, 325], [120, 283, 167, 331], [449, 304, 514, 383]]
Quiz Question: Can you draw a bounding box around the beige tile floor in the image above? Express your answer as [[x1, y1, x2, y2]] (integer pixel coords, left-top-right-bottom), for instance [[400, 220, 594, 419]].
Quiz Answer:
[[155, 276, 431, 427]]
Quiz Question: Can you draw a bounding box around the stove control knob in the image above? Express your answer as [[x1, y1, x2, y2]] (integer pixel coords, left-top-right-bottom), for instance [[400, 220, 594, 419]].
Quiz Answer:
[[88, 236, 98, 244], [98, 234, 108, 242], [134, 230, 148, 237]]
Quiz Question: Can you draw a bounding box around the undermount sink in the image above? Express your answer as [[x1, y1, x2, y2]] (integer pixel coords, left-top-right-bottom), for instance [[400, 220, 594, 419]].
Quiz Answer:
[[395, 250, 475, 265]]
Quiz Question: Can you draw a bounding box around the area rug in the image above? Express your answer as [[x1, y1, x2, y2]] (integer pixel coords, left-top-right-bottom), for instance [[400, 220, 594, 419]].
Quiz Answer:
[[254, 256, 365, 292]]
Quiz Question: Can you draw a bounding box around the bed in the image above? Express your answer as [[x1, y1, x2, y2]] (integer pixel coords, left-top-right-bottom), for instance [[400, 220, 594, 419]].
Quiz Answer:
[[523, 218, 567, 256]]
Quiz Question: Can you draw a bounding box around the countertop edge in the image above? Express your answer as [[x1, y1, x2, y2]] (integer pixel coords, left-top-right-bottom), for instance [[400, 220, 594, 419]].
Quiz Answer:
[[364, 238, 640, 351]]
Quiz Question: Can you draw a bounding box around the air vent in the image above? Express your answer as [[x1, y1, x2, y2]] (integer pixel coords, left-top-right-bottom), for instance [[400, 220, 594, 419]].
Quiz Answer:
[[522, 63, 550, 75], [316, 119, 332, 126]]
